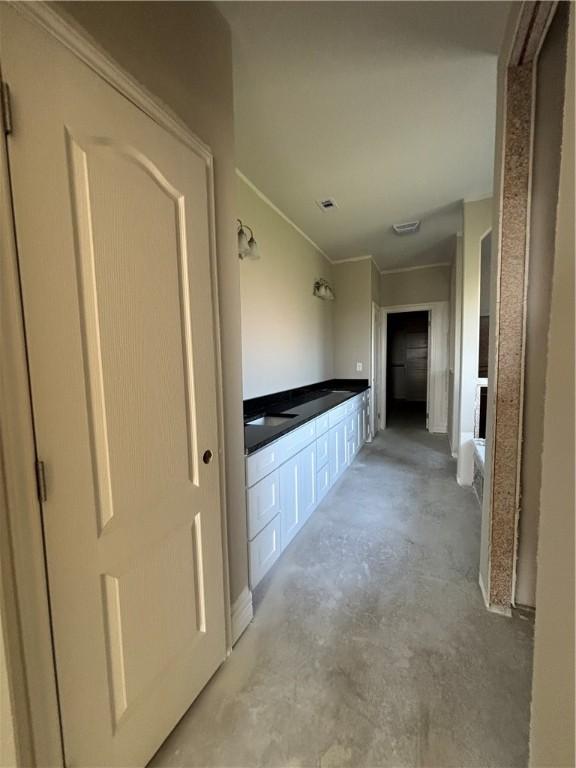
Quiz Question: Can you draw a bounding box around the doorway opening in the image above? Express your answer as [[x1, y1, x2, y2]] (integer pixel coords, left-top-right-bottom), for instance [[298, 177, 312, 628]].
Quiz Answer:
[[385, 310, 429, 430], [476, 231, 492, 441]]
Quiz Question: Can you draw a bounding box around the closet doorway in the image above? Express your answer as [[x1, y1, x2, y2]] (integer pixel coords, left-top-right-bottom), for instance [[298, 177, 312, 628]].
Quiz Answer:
[[385, 311, 430, 429]]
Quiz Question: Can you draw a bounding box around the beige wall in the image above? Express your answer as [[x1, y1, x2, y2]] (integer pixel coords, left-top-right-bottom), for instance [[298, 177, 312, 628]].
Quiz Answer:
[[371, 260, 380, 306], [380, 264, 451, 307], [456, 197, 492, 485], [58, 1, 249, 604], [333, 260, 372, 379], [530, 8, 575, 766], [238, 176, 334, 399], [0, 616, 16, 768], [516, 2, 568, 609]]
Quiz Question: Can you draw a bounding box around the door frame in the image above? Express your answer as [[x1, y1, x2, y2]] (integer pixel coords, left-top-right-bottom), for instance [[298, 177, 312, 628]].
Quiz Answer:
[[380, 301, 449, 433], [0, 4, 232, 766], [369, 301, 381, 440], [480, 0, 560, 613]]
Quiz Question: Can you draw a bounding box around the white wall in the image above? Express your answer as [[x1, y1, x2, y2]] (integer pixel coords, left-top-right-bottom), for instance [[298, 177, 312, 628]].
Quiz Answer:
[[380, 264, 451, 307], [456, 198, 492, 485], [238, 175, 334, 399], [449, 234, 463, 455], [529, 8, 575, 766]]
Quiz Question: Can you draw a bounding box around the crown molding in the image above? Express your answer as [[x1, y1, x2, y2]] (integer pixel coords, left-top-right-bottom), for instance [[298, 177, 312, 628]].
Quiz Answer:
[[379, 261, 451, 276], [235, 170, 332, 263], [331, 253, 382, 272]]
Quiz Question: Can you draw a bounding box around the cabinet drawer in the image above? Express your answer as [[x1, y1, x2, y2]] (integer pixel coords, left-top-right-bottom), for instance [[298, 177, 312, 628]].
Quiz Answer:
[[246, 442, 281, 488], [247, 470, 280, 539], [316, 432, 329, 468], [329, 403, 347, 427], [278, 421, 316, 462], [316, 464, 330, 502], [315, 412, 330, 436], [249, 515, 282, 589]]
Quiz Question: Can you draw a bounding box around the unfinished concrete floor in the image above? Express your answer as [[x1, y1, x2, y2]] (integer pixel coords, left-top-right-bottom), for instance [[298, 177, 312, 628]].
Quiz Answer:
[[151, 419, 534, 768]]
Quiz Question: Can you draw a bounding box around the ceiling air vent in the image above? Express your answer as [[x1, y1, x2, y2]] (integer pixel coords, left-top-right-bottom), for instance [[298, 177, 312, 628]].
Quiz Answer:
[[393, 220, 420, 235], [316, 198, 338, 211]]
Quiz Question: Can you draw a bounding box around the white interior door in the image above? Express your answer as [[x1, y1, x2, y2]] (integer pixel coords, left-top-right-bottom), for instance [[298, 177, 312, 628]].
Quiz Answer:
[[1, 7, 226, 766]]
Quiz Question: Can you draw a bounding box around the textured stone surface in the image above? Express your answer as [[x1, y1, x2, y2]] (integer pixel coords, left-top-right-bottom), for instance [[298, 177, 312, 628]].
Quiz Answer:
[[490, 62, 533, 607], [151, 420, 533, 768]]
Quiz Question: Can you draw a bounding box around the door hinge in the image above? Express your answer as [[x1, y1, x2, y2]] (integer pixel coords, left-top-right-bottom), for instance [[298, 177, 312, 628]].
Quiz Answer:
[[1, 82, 13, 135], [35, 460, 47, 503]]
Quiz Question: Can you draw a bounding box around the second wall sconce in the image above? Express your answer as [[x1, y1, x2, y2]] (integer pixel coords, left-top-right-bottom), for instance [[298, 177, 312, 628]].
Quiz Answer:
[[238, 219, 260, 260], [313, 278, 335, 301]]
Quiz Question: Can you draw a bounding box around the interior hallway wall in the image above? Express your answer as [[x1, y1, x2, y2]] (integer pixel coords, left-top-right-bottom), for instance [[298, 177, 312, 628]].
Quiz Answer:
[[238, 175, 334, 399], [371, 261, 380, 305], [0, 613, 16, 768], [529, 8, 574, 763], [55, 1, 249, 606], [516, 2, 568, 609], [456, 197, 492, 485], [448, 234, 463, 455], [380, 263, 451, 307], [333, 260, 372, 379]]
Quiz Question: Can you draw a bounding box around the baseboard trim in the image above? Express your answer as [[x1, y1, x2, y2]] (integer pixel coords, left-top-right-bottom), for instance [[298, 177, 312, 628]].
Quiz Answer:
[[231, 586, 253, 645], [479, 572, 512, 617]]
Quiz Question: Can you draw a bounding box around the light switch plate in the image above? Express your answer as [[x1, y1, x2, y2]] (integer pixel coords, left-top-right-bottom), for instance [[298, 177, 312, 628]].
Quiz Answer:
[[356, 362, 363, 372]]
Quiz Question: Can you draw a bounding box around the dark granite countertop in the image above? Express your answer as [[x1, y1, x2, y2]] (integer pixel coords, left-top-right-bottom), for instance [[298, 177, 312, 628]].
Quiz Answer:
[[244, 379, 369, 455]]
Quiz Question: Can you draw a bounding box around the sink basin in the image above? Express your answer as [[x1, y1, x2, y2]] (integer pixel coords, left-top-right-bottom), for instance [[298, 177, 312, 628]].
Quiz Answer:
[[246, 413, 297, 427]]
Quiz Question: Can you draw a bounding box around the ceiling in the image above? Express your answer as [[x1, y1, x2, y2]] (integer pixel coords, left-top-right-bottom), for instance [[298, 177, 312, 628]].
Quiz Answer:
[[218, 1, 510, 271]]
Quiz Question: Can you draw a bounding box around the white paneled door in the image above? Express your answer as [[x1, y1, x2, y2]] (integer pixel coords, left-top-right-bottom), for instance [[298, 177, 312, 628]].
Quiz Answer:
[[1, 7, 226, 767]]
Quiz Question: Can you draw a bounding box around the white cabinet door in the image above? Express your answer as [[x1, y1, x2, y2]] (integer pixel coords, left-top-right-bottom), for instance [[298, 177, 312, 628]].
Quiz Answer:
[[249, 515, 282, 588], [316, 464, 330, 503], [316, 432, 329, 468], [329, 421, 347, 484], [280, 444, 317, 548], [299, 442, 317, 523], [280, 454, 300, 549], [345, 413, 356, 443], [357, 404, 369, 447], [347, 433, 358, 465]]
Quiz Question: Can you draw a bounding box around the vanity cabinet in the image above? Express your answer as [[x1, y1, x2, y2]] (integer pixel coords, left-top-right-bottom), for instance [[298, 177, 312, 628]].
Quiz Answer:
[[279, 441, 317, 549], [328, 420, 347, 484], [246, 390, 369, 587]]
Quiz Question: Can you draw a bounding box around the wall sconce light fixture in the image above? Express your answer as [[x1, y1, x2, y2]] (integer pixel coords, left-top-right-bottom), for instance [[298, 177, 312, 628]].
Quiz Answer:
[[313, 278, 335, 301], [237, 219, 260, 260]]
